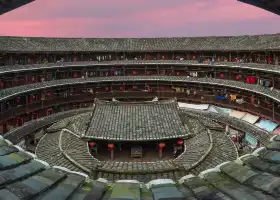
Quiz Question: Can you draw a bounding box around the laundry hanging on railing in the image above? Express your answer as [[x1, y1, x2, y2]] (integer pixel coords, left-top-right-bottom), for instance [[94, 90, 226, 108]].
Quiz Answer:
[[257, 79, 271, 87], [245, 76, 257, 84]]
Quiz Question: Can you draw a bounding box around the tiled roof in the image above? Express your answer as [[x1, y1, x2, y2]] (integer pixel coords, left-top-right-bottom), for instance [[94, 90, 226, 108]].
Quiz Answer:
[[1, 60, 280, 75], [181, 109, 271, 145], [19, 107, 237, 182], [1, 76, 280, 104], [0, 34, 280, 52], [85, 100, 187, 141], [3, 108, 94, 144], [2, 132, 280, 199]]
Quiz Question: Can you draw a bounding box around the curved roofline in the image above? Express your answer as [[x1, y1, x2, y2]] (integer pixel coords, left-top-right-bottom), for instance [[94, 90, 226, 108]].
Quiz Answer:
[[1, 33, 280, 52], [0, 76, 279, 103], [0, 33, 280, 39], [0, 61, 280, 76]]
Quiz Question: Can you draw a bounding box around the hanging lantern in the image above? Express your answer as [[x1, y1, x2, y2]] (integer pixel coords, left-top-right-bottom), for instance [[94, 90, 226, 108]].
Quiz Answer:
[[220, 73, 224, 79], [133, 85, 137, 89], [176, 72, 180, 76], [146, 71, 150, 75], [159, 143, 166, 152], [16, 97, 20, 103], [105, 87, 109, 92], [108, 144, 114, 151], [132, 71, 137, 75], [89, 141, 96, 148], [177, 140, 183, 145]]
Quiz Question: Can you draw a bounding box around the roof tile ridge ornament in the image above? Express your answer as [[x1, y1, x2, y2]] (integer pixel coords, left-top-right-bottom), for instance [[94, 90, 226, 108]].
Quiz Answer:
[[58, 130, 91, 173]]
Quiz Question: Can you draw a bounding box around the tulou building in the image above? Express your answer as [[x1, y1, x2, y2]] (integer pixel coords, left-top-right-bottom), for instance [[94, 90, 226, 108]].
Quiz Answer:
[[1, 0, 280, 199]]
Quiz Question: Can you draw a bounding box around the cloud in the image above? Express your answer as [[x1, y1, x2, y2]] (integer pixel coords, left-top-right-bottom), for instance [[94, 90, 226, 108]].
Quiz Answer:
[[0, 0, 279, 37]]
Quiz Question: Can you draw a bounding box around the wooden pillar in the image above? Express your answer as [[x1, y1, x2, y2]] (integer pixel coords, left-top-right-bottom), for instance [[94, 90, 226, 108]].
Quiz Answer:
[[274, 53, 279, 65]]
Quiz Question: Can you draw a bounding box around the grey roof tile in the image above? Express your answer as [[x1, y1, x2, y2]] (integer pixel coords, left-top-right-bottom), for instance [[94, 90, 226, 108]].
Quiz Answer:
[[86, 100, 186, 141], [2, 106, 280, 199], [1, 34, 280, 52]]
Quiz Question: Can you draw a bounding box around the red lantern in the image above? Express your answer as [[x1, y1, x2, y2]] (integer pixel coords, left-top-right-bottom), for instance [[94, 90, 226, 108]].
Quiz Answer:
[[89, 141, 95, 148], [108, 144, 114, 150], [146, 71, 150, 75], [148, 87, 152, 93], [220, 73, 224, 79], [177, 140, 183, 145], [133, 85, 137, 89], [159, 143, 166, 152], [176, 72, 180, 76], [132, 71, 137, 75]]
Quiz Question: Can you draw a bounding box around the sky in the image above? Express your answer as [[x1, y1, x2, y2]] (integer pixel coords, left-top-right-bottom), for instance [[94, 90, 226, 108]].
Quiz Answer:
[[0, 0, 279, 38]]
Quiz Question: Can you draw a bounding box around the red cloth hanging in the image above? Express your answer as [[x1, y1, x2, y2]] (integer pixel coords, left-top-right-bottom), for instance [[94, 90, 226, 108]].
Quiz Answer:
[[268, 57, 271, 64], [249, 76, 256, 84], [236, 75, 240, 81], [245, 76, 250, 84]]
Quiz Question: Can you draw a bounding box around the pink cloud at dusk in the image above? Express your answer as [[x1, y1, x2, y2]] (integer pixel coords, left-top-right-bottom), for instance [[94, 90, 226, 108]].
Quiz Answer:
[[0, 0, 279, 38]]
